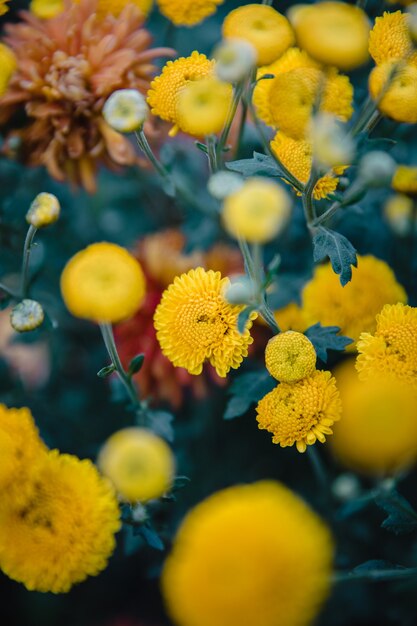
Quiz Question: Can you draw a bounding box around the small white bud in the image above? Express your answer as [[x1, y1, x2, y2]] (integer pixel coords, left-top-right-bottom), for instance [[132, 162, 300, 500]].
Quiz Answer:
[[213, 38, 258, 84], [224, 275, 257, 305], [309, 113, 355, 169], [10, 299, 44, 332], [103, 89, 148, 133], [359, 151, 396, 188], [207, 171, 244, 200], [26, 192, 60, 228], [331, 473, 361, 501]]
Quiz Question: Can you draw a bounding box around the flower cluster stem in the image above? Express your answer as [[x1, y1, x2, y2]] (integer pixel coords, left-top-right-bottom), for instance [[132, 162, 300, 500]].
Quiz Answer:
[[333, 566, 417, 584], [216, 81, 245, 163], [20, 225, 37, 298], [135, 128, 171, 181]]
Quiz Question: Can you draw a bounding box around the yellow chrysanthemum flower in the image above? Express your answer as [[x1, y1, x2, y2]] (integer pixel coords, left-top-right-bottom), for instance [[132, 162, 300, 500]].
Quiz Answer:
[[31, 0, 153, 19], [175, 76, 232, 137], [302, 255, 407, 348], [270, 131, 344, 200], [369, 11, 416, 66], [147, 52, 214, 136], [384, 194, 415, 236], [26, 192, 60, 228], [256, 370, 341, 453], [0, 450, 120, 593], [369, 60, 417, 124], [0, 43, 17, 97], [332, 360, 417, 476], [274, 302, 308, 333], [392, 165, 417, 195], [157, 0, 222, 26], [265, 331, 316, 383], [98, 428, 175, 503], [356, 303, 417, 389], [162, 481, 334, 626], [61, 242, 146, 324], [222, 178, 291, 243], [222, 4, 295, 66], [0, 0, 9, 16], [154, 268, 256, 377], [288, 2, 370, 71]]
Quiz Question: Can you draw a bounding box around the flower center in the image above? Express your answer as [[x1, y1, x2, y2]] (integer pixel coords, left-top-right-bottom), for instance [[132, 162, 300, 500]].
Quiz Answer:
[[45, 51, 91, 104]]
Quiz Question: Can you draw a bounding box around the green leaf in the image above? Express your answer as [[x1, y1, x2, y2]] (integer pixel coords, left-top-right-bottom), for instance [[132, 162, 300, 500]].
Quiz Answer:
[[128, 353, 145, 376], [375, 489, 417, 535], [148, 410, 174, 442], [305, 323, 353, 362], [138, 523, 164, 551], [97, 364, 116, 378], [237, 305, 256, 334], [226, 152, 284, 179], [123, 527, 144, 557], [312, 226, 357, 286], [224, 370, 276, 420]]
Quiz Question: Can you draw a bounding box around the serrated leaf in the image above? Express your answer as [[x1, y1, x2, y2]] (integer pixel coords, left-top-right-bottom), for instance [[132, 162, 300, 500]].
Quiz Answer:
[[139, 523, 164, 551], [148, 410, 174, 442], [128, 353, 145, 376], [305, 323, 353, 362], [237, 306, 256, 334], [375, 489, 417, 535], [226, 152, 283, 178], [97, 364, 116, 378], [224, 370, 276, 420], [312, 226, 357, 286]]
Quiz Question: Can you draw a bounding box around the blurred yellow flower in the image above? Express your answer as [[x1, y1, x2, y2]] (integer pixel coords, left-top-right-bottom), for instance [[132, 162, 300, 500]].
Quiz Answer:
[[162, 481, 334, 626], [0, 44, 16, 97], [256, 370, 341, 453], [154, 268, 256, 377], [222, 4, 295, 66], [384, 194, 415, 235], [157, 0, 222, 26], [222, 178, 291, 243], [302, 255, 407, 347], [31, 0, 153, 19], [175, 76, 232, 137], [274, 302, 308, 332], [0, 0, 9, 15], [103, 89, 148, 133], [30, 0, 64, 18], [369, 60, 417, 124], [356, 303, 417, 389], [288, 1, 370, 71], [392, 165, 417, 195], [0, 450, 120, 593], [98, 427, 175, 503], [369, 11, 416, 65], [265, 331, 316, 383], [61, 242, 146, 324], [26, 192, 60, 228]]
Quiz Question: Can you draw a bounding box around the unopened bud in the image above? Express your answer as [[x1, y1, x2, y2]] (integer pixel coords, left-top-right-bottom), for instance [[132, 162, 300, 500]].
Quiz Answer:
[[10, 299, 44, 332], [208, 171, 244, 199], [224, 276, 256, 305], [103, 89, 148, 133], [26, 192, 60, 228], [359, 151, 396, 188], [384, 194, 415, 236], [214, 38, 258, 84], [331, 473, 361, 501]]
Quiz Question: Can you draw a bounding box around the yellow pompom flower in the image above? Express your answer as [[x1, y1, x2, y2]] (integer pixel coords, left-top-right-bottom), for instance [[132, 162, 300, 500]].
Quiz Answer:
[[98, 427, 175, 503], [302, 255, 407, 347], [331, 360, 417, 476], [0, 43, 17, 97], [356, 303, 417, 389], [147, 52, 214, 136], [222, 4, 295, 66], [32, 0, 153, 19], [30, 0, 64, 18], [0, 450, 121, 593], [162, 481, 334, 626], [369, 60, 417, 124], [157, 0, 222, 26], [61, 242, 146, 324], [392, 165, 417, 195], [26, 192, 60, 228], [384, 194, 415, 236], [175, 76, 232, 137], [288, 2, 370, 71], [222, 178, 291, 243], [270, 132, 344, 200], [256, 370, 341, 453], [154, 268, 256, 377], [274, 302, 308, 333], [0, 0, 9, 16], [369, 11, 415, 66], [265, 331, 316, 383]]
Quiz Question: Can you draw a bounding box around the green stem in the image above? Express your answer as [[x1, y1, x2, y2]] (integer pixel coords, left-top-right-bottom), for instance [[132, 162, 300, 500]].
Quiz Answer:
[[333, 567, 417, 584], [134, 128, 171, 180], [20, 225, 37, 298], [235, 96, 249, 158], [217, 81, 245, 163], [307, 445, 328, 493], [206, 135, 219, 174], [0, 282, 18, 298], [302, 164, 320, 225]]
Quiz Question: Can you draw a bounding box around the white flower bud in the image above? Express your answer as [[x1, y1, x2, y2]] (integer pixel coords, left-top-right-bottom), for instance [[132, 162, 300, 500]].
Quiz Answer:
[[207, 171, 244, 199], [359, 151, 396, 188], [214, 38, 258, 84], [331, 473, 361, 501], [26, 192, 60, 228], [309, 113, 355, 169], [103, 89, 148, 133], [224, 276, 256, 305], [10, 299, 44, 332]]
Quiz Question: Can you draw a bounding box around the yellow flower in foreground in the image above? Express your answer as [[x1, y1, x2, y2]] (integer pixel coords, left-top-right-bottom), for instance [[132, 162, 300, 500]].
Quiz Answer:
[[302, 255, 407, 347], [162, 481, 334, 626], [369, 11, 416, 65], [270, 132, 344, 200], [154, 268, 256, 377], [0, 0, 9, 16], [392, 165, 417, 195], [265, 331, 316, 383], [0, 450, 120, 593], [147, 52, 214, 135], [222, 4, 295, 66], [98, 427, 175, 503], [288, 2, 370, 70], [256, 371, 341, 452], [0, 43, 17, 97], [222, 178, 291, 243], [175, 76, 232, 137], [61, 242, 146, 323], [369, 61, 417, 124], [332, 360, 417, 476], [157, 0, 222, 26], [356, 303, 417, 389], [26, 192, 60, 228], [274, 302, 308, 332]]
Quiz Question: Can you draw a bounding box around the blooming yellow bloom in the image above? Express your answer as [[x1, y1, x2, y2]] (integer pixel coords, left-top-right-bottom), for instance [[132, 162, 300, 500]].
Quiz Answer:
[[369, 11, 416, 66], [392, 165, 417, 195], [61, 242, 146, 324], [157, 0, 222, 26], [0, 450, 120, 593], [274, 302, 308, 332], [162, 481, 334, 626], [222, 4, 295, 66], [356, 303, 417, 389], [10, 300, 45, 333], [147, 52, 214, 136], [31, 0, 153, 19], [26, 192, 60, 228], [0, 44, 17, 97], [222, 178, 291, 243], [288, 2, 370, 71], [256, 370, 341, 453], [0, 0, 9, 16], [98, 427, 175, 503], [384, 194, 415, 235], [270, 132, 344, 200], [369, 60, 417, 124], [265, 331, 316, 383], [154, 268, 256, 377], [332, 359, 417, 476], [302, 255, 407, 347], [175, 76, 232, 137]]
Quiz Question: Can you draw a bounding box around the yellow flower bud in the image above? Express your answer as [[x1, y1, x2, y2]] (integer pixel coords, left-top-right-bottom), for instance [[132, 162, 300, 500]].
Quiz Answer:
[[265, 331, 316, 383], [26, 192, 60, 228], [10, 300, 45, 333], [103, 89, 148, 133]]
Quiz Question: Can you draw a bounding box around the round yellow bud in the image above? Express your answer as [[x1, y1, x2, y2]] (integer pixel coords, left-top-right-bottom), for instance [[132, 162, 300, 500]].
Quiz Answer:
[[222, 178, 291, 243], [102, 89, 148, 133], [175, 76, 233, 136], [98, 427, 175, 502], [60, 242, 146, 323], [369, 61, 417, 124], [265, 331, 316, 383], [222, 4, 295, 66], [26, 192, 60, 228], [10, 300, 45, 333]]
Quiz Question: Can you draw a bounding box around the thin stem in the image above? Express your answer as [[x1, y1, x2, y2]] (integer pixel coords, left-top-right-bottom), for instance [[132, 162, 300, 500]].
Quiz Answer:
[[20, 225, 37, 298], [134, 128, 171, 180], [333, 567, 417, 584], [217, 81, 245, 163], [206, 135, 219, 174], [235, 96, 249, 158], [262, 0, 273, 4], [307, 445, 328, 493]]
